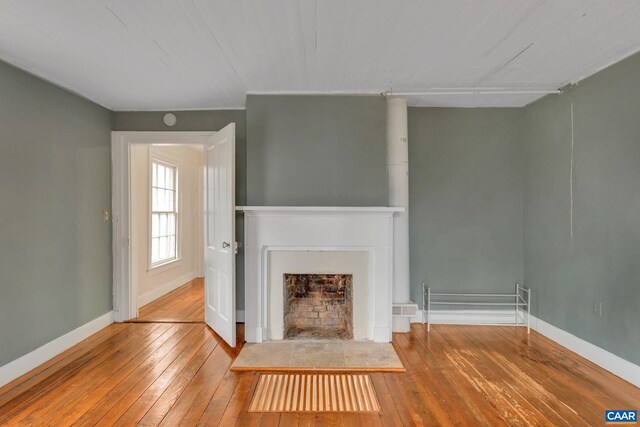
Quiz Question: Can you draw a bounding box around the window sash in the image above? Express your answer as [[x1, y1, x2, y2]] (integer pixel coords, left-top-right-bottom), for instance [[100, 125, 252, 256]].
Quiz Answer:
[[150, 159, 178, 266]]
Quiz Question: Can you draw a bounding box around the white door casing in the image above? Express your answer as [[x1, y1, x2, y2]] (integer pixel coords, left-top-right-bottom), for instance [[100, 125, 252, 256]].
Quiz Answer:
[[111, 129, 237, 347], [204, 123, 236, 347]]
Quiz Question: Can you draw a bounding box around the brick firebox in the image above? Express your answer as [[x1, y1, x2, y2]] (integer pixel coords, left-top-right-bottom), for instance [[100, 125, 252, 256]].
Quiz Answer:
[[283, 274, 353, 340]]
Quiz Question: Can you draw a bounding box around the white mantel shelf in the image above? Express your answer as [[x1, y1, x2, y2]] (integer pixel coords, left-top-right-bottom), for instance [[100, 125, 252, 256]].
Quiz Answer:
[[236, 206, 404, 213]]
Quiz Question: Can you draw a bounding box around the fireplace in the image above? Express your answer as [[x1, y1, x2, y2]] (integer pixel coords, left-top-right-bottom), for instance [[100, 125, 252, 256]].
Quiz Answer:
[[239, 206, 402, 343], [283, 274, 353, 340]]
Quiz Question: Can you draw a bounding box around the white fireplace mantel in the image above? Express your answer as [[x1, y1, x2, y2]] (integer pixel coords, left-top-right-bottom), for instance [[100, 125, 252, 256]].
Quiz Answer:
[[237, 206, 403, 213], [237, 206, 403, 343]]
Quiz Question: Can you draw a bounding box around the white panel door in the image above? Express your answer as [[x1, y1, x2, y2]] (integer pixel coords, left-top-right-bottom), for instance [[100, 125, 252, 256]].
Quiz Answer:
[[204, 123, 236, 347]]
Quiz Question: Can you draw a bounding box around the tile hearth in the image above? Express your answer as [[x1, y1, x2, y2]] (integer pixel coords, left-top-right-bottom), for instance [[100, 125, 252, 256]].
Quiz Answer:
[[230, 340, 405, 372]]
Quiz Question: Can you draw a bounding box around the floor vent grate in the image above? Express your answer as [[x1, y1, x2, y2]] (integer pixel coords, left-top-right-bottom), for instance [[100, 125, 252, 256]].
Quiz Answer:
[[249, 373, 380, 412], [392, 303, 419, 317]]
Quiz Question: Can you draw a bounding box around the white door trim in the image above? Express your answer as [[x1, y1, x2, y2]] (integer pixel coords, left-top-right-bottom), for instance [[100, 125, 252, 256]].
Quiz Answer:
[[111, 131, 215, 322]]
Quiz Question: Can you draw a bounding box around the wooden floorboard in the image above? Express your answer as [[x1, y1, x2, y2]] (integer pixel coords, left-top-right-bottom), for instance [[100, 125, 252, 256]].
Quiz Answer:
[[1, 301, 638, 426], [135, 278, 205, 323]]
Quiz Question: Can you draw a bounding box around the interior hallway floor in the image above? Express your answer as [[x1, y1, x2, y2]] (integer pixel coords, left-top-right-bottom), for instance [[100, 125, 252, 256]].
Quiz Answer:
[[133, 278, 204, 323], [0, 317, 638, 425]]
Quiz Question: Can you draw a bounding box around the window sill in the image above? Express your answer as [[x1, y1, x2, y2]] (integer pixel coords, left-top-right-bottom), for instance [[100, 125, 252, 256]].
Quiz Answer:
[[148, 258, 182, 276]]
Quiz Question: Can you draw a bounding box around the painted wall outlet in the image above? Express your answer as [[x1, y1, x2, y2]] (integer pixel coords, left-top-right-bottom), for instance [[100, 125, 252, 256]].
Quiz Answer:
[[103, 209, 111, 222], [593, 301, 603, 317]]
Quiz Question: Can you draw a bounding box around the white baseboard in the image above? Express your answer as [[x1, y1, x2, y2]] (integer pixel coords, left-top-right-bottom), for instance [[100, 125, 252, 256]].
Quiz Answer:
[[236, 310, 245, 322], [372, 326, 392, 343], [245, 326, 265, 343], [424, 309, 521, 325], [410, 310, 424, 324], [0, 311, 114, 388], [530, 315, 640, 388], [419, 309, 640, 388], [138, 272, 197, 307]]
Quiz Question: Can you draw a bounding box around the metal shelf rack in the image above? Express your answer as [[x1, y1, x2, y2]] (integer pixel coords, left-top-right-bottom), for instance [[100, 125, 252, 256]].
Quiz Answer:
[[423, 282, 531, 333]]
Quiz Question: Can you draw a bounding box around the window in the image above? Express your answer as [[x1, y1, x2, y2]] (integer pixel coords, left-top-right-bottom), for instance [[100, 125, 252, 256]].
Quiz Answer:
[[151, 159, 178, 266]]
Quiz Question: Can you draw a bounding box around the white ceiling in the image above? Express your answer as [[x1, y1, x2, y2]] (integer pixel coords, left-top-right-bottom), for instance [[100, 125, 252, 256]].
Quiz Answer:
[[1, 0, 640, 110]]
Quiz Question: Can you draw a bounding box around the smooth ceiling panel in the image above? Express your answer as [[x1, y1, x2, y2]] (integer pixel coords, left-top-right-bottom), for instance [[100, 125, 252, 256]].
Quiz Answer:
[[188, 0, 312, 91], [313, 0, 401, 91], [0, 0, 246, 109], [358, 1, 548, 92], [0, 0, 639, 109], [476, 1, 640, 88]]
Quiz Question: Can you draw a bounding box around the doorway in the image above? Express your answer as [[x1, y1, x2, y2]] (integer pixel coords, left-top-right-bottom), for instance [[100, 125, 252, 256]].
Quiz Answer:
[[111, 127, 237, 346], [130, 143, 204, 323]]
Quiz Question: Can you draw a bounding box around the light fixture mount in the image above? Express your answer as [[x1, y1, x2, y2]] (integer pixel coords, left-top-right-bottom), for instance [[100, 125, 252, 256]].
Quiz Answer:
[[163, 113, 177, 127]]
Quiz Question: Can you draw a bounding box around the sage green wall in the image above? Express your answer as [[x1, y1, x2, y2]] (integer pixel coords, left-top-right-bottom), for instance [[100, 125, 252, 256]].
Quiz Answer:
[[4, 46, 638, 371], [0, 61, 112, 366], [112, 110, 247, 310], [523, 52, 640, 365], [408, 108, 525, 305], [246, 95, 387, 206]]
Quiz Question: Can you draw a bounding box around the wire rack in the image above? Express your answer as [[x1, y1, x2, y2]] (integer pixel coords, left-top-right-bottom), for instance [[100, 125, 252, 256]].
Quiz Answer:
[[423, 282, 531, 333]]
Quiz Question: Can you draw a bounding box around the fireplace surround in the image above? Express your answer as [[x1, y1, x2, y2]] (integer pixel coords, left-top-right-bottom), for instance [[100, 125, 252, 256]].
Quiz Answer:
[[268, 250, 368, 340], [238, 206, 403, 343]]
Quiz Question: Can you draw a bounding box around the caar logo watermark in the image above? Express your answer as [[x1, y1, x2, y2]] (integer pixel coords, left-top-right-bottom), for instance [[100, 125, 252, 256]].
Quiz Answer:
[[606, 410, 637, 424]]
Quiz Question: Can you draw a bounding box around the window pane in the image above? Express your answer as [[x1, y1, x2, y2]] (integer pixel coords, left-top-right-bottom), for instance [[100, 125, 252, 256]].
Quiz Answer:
[[161, 236, 169, 259], [158, 164, 165, 188], [160, 190, 171, 212], [167, 167, 174, 190], [160, 164, 164, 187], [159, 214, 167, 237], [167, 189, 174, 211], [159, 190, 169, 212], [152, 214, 159, 238], [168, 213, 175, 235], [169, 236, 176, 257], [165, 213, 171, 236], [151, 238, 159, 262], [152, 163, 158, 187], [156, 189, 162, 211], [152, 188, 158, 211]]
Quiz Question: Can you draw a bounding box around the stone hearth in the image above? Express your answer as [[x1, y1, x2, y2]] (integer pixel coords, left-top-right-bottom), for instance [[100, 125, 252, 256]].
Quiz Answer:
[[284, 274, 353, 339]]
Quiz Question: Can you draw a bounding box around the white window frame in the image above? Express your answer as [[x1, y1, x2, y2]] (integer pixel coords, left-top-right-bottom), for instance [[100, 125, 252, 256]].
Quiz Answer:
[[148, 150, 181, 270]]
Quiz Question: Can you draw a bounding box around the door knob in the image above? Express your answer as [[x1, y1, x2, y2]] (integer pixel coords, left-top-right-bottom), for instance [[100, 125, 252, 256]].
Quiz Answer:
[[222, 242, 230, 248]]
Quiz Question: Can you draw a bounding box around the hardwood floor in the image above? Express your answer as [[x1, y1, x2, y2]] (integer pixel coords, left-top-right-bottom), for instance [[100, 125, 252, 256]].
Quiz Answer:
[[134, 278, 204, 323], [0, 321, 638, 426]]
